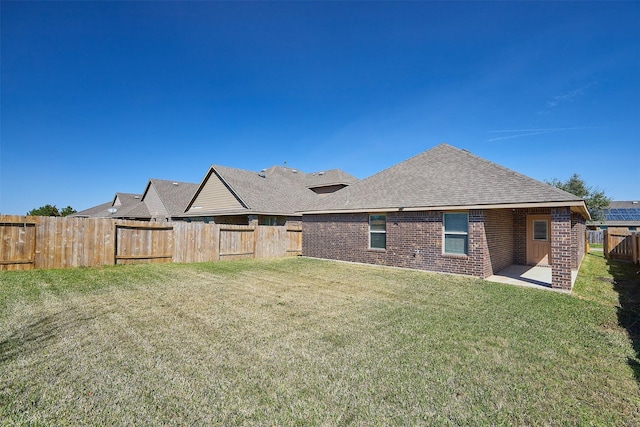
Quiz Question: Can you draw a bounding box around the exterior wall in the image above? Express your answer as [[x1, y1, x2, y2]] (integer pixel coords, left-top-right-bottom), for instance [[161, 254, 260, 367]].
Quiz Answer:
[[513, 207, 552, 266], [551, 208, 572, 290], [188, 170, 244, 213], [483, 209, 514, 276], [571, 213, 586, 269], [144, 184, 169, 221], [303, 206, 583, 290], [303, 210, 498, 278]]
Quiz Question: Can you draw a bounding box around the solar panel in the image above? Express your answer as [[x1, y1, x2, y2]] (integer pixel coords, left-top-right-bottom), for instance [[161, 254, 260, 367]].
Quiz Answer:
[[605, 208, 640, 221]]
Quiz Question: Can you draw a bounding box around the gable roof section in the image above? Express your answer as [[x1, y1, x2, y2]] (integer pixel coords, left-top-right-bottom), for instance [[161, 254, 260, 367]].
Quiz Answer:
[[72, 193, 149, 218], [142, 178, 199, 218], [302, 144, 588, 217], [111, 193, 150, 218], [304, 169, 359, 190], [185, 165, 355, 216], [72, 201, 114, 218]]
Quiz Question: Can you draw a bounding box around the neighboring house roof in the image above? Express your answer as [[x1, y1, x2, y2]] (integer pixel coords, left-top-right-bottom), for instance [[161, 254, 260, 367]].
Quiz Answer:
[[184, 165, 357, 216], [72, 201, 114, 218], [303, 169, 359, 190], [110, 193, 150, 218], [141, 179, 199, 218], [588, 200, 640, 227], [301, 143, 589, 217], [72, 193, 148, 218]]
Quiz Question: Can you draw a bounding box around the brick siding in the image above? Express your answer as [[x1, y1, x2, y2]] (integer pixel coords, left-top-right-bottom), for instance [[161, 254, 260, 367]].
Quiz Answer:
[[303, 210, 512, 279], [551, 207, 572, 290], [303, 206, 584, 290], [483, 209, 514, 275], [571, 212, 586, 269]]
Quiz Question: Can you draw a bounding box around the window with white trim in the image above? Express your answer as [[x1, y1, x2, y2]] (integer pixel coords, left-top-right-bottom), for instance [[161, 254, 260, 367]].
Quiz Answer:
[[443, 212, 468, 255], [369, 214, 386, 250]]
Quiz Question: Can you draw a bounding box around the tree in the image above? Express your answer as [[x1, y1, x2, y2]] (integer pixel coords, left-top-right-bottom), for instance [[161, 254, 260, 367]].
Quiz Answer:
[[546, 173, 611, 221], [60, 206, 77, 217], [27, 204, 77, 217]]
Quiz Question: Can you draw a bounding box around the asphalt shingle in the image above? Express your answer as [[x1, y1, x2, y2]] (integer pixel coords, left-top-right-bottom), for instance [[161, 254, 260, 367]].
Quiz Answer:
[[303, 144, 583, 212]]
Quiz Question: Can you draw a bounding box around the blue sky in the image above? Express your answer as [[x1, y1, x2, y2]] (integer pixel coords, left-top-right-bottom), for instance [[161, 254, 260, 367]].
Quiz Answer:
[[1, 1, 638, 214]]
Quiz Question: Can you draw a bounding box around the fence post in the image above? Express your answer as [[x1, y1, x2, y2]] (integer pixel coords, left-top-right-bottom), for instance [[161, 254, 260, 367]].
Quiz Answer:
[[603, 229, 609, 258]]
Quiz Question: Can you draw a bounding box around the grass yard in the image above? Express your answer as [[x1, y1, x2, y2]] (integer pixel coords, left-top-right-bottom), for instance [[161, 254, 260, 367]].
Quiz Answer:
[[1, 254, 639, 425]]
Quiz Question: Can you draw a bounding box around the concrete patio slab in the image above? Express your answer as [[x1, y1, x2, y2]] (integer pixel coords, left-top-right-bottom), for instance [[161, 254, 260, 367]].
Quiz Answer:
[[486, 265, 578, 293]]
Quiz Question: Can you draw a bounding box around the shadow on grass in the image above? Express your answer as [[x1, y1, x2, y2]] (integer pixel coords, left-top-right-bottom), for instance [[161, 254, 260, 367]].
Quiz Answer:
[[0, 308, 101, 364], [607, 258, 640, 384]]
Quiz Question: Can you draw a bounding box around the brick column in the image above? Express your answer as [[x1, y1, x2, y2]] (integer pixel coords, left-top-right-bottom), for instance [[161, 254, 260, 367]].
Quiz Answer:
[[551, 207, 572, 290]]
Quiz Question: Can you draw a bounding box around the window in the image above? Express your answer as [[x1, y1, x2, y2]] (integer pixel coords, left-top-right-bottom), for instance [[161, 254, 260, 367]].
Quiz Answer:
[[259, 216, 282, 226], [444, 212, 468, 255], [369, 214, 386, 249], [533, 220, 548, 241]]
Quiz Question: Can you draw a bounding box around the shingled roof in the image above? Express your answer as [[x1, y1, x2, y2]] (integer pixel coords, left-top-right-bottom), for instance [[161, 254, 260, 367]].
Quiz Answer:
[[302, 144, 589, 217], [142, 179, 199, 218], [303, 169, 359, 189], [111, 193, 150, 218], [73, 201, 114, 218], [74, 192, 149, 218], [184, 165, 357, 216]]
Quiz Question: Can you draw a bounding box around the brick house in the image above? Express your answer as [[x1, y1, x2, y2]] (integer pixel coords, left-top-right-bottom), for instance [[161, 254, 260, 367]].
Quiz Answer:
[[301, 144, 589, 290]]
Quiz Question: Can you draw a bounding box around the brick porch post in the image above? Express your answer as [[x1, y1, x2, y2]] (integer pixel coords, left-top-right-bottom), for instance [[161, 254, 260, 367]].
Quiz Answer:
[[551, 207, 572, 290]]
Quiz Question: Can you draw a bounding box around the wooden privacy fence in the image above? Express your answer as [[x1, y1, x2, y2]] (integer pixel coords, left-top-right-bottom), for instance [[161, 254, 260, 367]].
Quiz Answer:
[[0, 215, 302, 271], [587, 230, 604, 244], [603, 228, 640, 264]]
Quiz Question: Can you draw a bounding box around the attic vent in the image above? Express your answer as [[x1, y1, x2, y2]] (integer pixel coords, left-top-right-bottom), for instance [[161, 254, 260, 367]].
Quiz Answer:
[[258, 172, 266, 178], [172, 182, 179, 186]]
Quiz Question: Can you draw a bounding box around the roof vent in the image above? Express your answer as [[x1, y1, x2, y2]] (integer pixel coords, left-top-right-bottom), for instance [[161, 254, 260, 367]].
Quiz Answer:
[[292, 169, 298, 173], [633, 201, 639, 204], [318, 171, 325, 175], [134, 196, 140, 199], [261, 168, 267, 172], [258, 172, 266, 178], [172, 182, 179, 186]]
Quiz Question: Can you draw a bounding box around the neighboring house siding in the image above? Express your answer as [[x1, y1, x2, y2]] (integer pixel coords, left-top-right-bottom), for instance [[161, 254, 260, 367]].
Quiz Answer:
[[189, 172, 244, 212], [302, 210, 495, 278], [145, 185, 168, 220]]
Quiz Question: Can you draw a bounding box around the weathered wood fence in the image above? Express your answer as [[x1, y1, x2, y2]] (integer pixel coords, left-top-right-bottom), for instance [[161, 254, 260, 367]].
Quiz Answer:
[[603, 228, 640, 264], [0, 216, 302, 271], [587, 230, 603, 244]]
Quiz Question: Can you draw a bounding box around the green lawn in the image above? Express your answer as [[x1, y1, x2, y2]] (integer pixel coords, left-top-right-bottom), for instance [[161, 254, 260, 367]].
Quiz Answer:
[[1, 254, 639, 425]]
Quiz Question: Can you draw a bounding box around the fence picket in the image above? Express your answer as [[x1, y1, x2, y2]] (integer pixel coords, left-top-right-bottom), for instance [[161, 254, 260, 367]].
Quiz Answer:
[[0, 216, 301, 270]]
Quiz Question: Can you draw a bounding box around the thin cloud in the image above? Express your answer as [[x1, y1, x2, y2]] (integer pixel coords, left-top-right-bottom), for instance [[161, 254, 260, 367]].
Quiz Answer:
[[547, 88, 585, 108], [487, 127, 602, 142]]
